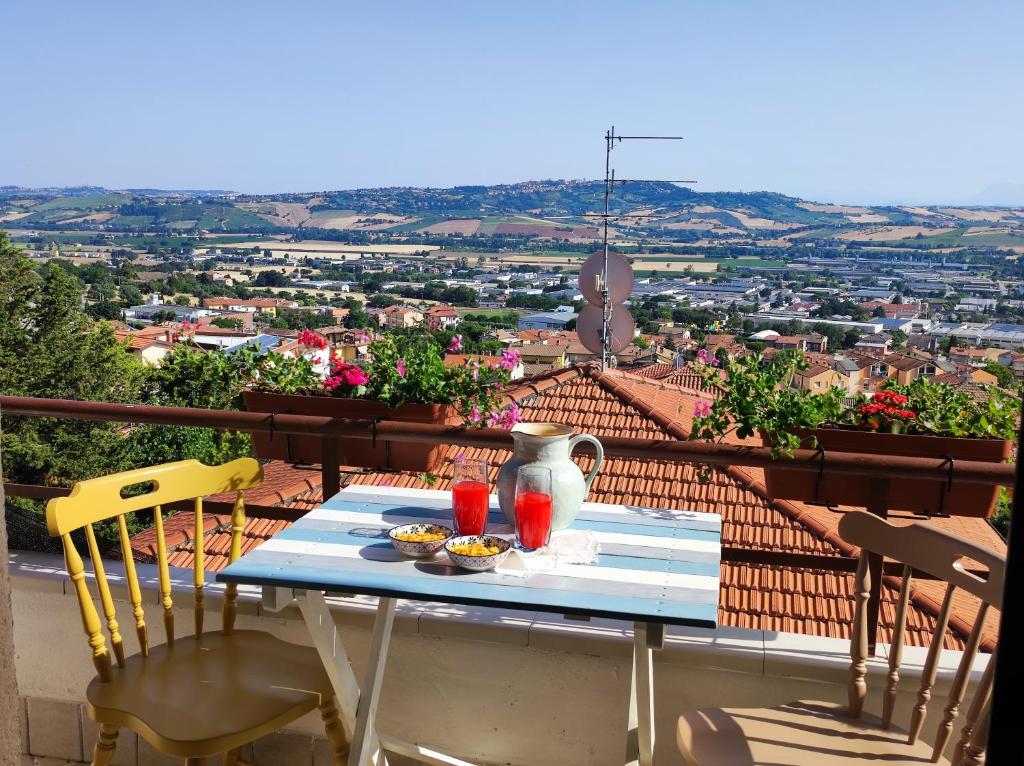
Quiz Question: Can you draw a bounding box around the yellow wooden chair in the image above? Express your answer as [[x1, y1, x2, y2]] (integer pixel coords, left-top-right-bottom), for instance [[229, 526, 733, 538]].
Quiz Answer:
[[46, 458, 349, 766], [676, 510, 1003, 766]]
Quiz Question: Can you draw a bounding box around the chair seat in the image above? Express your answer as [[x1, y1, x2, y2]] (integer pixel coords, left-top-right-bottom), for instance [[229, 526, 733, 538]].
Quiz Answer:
[[677, 700, 951, 766], [87, 630, 334, 758]]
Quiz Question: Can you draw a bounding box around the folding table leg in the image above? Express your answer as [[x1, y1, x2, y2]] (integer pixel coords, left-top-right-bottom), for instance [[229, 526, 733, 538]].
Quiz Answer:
[[296, 590, 388, 764], [349, 596, 398, 766], [624, 622, 656, 766]]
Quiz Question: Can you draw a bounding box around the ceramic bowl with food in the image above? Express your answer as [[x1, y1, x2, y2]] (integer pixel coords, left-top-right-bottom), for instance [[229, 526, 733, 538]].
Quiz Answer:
[[388, 523, 453, 558], [445, 535, 512, 571]]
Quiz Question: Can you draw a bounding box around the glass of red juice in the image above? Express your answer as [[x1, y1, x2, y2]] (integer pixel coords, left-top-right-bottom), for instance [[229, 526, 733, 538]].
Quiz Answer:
[[514, 465, 553, 552], [451, 457, 490, 536]]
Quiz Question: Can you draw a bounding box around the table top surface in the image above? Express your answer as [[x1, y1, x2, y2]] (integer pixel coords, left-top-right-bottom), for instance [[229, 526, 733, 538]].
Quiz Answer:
[[218, 484, 721, 627]]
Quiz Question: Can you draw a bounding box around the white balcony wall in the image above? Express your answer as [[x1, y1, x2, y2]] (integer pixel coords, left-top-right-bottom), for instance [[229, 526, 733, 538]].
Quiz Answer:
[[9, 550, 989, 766]]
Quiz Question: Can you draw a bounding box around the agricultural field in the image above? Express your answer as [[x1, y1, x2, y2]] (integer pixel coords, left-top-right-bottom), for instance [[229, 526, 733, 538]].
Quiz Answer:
[[419, 218, 482, 235], [206, 240, 440, 257]]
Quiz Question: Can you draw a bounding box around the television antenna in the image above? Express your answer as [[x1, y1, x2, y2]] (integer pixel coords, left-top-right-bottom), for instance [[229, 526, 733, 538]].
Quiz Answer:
[[576, 127, 692, 369]]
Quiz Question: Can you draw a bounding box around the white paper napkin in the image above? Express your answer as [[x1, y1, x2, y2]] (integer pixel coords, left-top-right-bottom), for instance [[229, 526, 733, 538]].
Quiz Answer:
[[495, 529, 600, 577]]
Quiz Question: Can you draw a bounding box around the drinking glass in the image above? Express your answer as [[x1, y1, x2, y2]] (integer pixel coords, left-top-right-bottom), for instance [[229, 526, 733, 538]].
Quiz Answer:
[[451, 457, 490, 536], [514, 465, 553, 552]]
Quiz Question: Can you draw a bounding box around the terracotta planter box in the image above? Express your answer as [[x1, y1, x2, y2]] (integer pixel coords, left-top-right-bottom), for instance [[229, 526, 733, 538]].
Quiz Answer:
[[762, 428, 1011, 518], [242, 391, 458, 473]]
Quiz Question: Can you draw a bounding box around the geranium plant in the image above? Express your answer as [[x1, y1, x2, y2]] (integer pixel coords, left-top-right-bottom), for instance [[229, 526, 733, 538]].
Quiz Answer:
[[246, 329, 521, 427], [688, 351, 847, 456], [688, 349, 1018, 456]]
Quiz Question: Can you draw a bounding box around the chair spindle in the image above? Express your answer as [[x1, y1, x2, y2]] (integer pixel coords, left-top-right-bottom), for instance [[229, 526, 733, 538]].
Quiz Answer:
[[63, 533, 113, 682], [960, 698, 990, 766], [84, 524, 126, 668], [222, 490, 246, 635], [116, 514, 149, 656], [934, 607, 989, 762], [848, 551, 871, 719], [952, 649, 995, 766], [151, 505, 175, 645], [194, 496, 205, 636], [882, 564, 913, 728], [908, 582, 957, 744]]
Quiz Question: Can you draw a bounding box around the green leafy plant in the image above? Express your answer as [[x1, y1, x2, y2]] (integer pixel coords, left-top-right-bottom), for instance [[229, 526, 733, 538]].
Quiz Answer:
[[883, 377, 1018, 440], [249, 330, 522, 427], [688, 351, 846, 456], [688, 351, 1019, 458]]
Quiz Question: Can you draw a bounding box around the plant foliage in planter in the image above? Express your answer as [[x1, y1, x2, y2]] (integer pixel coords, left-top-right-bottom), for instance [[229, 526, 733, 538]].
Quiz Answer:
[[688, 350, 1017, 516], [241, 330, 523, 470]]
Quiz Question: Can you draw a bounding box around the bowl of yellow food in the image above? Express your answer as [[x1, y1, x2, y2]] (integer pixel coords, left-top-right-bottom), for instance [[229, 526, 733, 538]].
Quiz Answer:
[[388, 523, 454, 558], [445, 535, 512, 571]]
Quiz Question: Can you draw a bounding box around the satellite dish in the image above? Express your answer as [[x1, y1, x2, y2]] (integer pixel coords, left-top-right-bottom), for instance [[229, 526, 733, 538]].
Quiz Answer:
[[579, 251, 633, 306], [577, 304, 636, 356]]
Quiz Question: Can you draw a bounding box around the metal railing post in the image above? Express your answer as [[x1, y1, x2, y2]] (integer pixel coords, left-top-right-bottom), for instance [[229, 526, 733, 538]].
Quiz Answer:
[[321, 435, 341, 500], [865, 477, 891, 657]]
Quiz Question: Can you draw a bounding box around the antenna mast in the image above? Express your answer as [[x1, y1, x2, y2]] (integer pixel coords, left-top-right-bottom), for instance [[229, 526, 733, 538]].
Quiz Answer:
[[597, 127, 687, 369]]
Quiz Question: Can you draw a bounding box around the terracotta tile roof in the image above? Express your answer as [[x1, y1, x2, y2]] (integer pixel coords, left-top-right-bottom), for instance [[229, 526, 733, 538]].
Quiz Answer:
[[518, 343, 568, 357], [138, 365, 1004, 651], [444, 354, 504, 368]]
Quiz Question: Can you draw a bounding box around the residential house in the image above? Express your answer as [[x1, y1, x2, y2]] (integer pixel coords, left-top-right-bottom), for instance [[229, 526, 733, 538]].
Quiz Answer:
[[854, 333, 891, 356], [114, 331, 174, 366], [320, 326, 371, 362], [379, 305, 425, 330], [517, 343, 569, 375], [792, 362, 846, 393], [770, 333, 828, 353], [424, 305, 462, 332], [444, 353, 525, 380]]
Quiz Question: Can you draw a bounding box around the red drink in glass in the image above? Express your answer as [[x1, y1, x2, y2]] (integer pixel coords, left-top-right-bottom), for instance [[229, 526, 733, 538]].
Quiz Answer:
[[514, 491, 553, 550], [452, 480, 489, 536]]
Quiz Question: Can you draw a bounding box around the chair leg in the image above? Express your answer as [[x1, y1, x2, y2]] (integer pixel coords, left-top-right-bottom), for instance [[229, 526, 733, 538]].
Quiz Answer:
[[320, 697, 350, 765], [91, 724, 119, 766]]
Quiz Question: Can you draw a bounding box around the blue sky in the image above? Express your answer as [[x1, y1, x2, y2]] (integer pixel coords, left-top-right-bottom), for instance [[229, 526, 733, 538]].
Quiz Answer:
[[2, 1, 1022, 204]]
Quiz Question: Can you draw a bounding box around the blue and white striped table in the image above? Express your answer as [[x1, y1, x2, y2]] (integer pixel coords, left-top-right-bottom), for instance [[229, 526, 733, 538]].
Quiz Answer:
[[219, 484, 722, 766]]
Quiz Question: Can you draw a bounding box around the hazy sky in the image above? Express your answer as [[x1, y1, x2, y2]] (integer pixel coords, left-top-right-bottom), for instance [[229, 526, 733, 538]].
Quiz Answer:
[[2, 1, 1022, 204]]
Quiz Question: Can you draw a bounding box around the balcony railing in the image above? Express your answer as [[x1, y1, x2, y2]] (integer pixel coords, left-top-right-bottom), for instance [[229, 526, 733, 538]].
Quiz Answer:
[[1, 393, 1019, 758]]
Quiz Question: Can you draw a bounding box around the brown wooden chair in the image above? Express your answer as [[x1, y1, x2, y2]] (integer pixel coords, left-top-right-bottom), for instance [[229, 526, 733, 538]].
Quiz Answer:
[[676, 510, 1003, 766], [46, 458, 350, 765]]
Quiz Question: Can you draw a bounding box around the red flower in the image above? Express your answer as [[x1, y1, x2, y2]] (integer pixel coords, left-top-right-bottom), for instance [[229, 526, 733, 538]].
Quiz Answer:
[[298, 329, 328, 350]]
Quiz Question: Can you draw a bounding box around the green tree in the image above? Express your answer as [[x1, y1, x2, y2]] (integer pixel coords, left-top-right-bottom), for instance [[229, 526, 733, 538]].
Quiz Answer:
[[0, 234, 150, 549], [983, 361, 1013, 387], [368, 293, 401, 308]]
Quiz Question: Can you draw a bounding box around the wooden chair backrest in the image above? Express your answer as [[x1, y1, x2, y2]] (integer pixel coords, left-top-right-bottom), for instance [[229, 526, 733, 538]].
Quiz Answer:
[[838, 511, 1004, 765], [46, 458, 263, 683]]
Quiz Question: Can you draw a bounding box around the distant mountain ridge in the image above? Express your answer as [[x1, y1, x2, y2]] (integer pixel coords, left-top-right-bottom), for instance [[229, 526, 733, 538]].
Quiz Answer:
[[2, 180, 1022, 238]]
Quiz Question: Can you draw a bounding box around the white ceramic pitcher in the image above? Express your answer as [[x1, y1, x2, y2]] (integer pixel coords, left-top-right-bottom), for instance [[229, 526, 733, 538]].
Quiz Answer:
[[496, 422, 605, 531]]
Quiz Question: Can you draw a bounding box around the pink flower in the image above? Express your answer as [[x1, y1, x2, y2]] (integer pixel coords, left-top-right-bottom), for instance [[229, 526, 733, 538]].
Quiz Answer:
[[447, 335, 463, 353], [500, 403, 521, 429], [471, 360, 480, 381], [396, 358, 407, 378], [696, 348, 711, 365], [710, 357, 719, 368], [500, 349, 520, 371], [468, 405, 482, 423], [343, 367, 369, 386], [693, 400, 711, 419], [358, 330, 370, 343]]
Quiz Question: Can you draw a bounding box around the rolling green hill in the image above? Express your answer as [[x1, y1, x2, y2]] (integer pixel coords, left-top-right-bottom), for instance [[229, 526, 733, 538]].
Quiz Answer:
[[2, 182, 1022, 241]]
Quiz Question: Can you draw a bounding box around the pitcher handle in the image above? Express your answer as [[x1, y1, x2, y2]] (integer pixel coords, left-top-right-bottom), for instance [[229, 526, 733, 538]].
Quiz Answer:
[[568, 434, 604, 494]]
